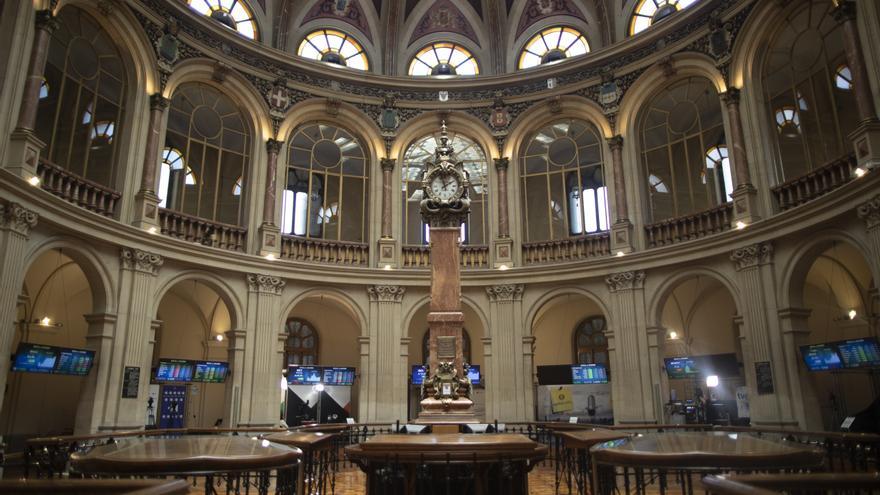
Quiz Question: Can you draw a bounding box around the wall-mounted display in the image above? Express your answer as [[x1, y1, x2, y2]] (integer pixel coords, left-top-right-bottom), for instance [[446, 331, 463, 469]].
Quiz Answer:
[[466, 364, 481, 385], [837, 338, 880, 368], [11, 343, 95, 376], [288, 365, 322, 385], [571, 364, 608, 384], [664, 357, 699, 379], [412, 365, 427, 385], [155, 359, 194, 382], [322, 367, 356, 386], [194, 361, 229, 383], [800, 344, 843, 371]]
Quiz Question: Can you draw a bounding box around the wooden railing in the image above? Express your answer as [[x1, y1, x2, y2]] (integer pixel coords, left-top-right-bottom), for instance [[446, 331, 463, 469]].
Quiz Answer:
[[645, 203, 733, 248], [280, 236, 368, 266], [36, 159, 120, 217], [521, 232, 611, 265], [772, 154, 858, 211], [157, 209, 246, 252], [401, 245, 490, 268]]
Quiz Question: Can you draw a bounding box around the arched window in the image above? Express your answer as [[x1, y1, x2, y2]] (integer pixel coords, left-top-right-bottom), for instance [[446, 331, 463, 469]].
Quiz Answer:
[[574, 316, 608, 365], [297, 29, 369, 71], [762, 1, 858, 181], [401, 132, 489, 245], [705, 145, 734, 202], [282, 123, 368, 242], [520, 119, 609, 242], [408, 42, 479, 76], [284, 318, 318, 366], [639, 77, 727, 222], [629, 0, 700, 36], [422, 329, 472, 365], [35, 7, 126, 188], [187, 0, 258, 39], [163, 82, 250, 225], [518, 27, 590, 70]]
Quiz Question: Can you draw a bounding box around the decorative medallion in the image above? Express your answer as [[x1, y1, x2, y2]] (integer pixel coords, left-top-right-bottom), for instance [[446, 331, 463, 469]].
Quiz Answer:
[[409, 0, 480, 47], [302, 0, 372, 42], [489, 92, 510, 130], [379, 93, 400, 132]]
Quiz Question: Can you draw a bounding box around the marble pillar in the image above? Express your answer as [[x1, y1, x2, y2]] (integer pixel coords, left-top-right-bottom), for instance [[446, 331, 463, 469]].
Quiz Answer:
[[259, 140, 283, 257], [722, 89, 761, 225], [777, 307, 823, 430], [239, 273, 285, 426], [378, 158, 397, 267], [225, 328, 247, 426], [607, 136, 634, 253], [493, 158, 514, 267], [74, 313, 118, 434], [133, 94, 169, 229], [366, 285, 406, 422], [485, 284, 529, 421]]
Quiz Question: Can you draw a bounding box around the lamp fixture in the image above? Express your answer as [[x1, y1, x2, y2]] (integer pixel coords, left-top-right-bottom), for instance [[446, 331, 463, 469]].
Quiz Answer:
[[735, 221, 747, 230], [848, 309, 857, 320], [667, 330, 678, 340], [28, 176, 41, 186], [314, 383, 325, 392], [264, 253, 276, 261], [616, 251, 625, 257], [215, 334, 224, 342], [498, 264, 509, 271], [706, 375, 719, 388], [854, 167, 866, 178]]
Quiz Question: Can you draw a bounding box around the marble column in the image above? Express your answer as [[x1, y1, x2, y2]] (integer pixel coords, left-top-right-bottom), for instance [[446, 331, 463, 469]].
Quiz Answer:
[[0, 202, 38, 416], [238, 273, 285, 426], [777, 307, 823, 430], [133, 94, 170, 229], [74, 313, 118, 434], [605, 271, 656, 423], [378, 159, 397, 267], [225, 328, 247, 426], [607, 137, 634, 254], [493, 158, 514, 268], [7, 10, 57, 179], [365, 285, 406, 422], [485, 284, 529, 421], [722, 89, 761, 224], [259, 140, 283, 257]]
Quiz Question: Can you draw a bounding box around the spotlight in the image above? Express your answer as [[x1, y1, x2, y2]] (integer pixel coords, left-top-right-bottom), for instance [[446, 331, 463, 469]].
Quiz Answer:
[[261, 439, 270, 447], [848, 309, 857, 320], [215, 334, 224, 342], [706, 375, 719, 388], [264, 253, 276, 261], [616, 251, 625, 257], [28, 176, 41, 187], [147, 226, 158, 234], [668, 330, 678, 340], [735, 221, 747, 230], [854, 167, 867, 178], [498, 264, 509, 271], [39, 316, 52, 327]]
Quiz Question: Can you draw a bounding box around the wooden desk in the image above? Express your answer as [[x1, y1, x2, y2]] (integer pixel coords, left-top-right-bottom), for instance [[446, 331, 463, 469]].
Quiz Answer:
[[70, 436, 302, 495], [590, 432, 825, 495], [556, 429, 630, 495], [265, 432, 337, 495], [345, 433, 547, 495]]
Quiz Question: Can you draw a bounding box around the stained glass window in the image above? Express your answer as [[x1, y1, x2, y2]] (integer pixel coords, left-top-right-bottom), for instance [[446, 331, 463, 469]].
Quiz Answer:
[[408, 42, 479, 76], [187, 0, 258, 39], [518, 27, 590, 69], [297, 29, 369, 70], [629, 0, 700, 36]]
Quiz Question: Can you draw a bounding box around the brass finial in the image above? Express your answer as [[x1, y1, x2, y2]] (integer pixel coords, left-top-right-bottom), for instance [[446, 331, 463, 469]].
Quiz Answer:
[[436, 120, 454, 159]]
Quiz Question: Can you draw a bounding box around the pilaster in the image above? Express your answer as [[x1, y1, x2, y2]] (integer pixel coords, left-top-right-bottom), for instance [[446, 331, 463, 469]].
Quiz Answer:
[[777, 307, 822, 430], [608, 136, 634, 254], [74, 313, 118, 434], [258, 139, 283, 257], [378, 158, 398, 268], [721, 89, 761, 225], [485, 284, 527, 421], [133, 94, 169, 229], [365, 285, 406, 422], [224, 328, 247, 426], [239, 273, 285, 426], [357, 335, 370, 422]]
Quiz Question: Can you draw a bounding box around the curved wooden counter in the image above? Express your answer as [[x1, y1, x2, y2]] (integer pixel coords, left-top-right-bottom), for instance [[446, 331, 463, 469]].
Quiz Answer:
[[345, 433, 548, 463], [0, 479, 190, 495]]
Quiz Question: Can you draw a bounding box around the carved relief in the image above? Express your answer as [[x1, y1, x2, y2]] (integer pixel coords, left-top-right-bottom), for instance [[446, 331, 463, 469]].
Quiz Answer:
[[246, 273, 286, 294], [367, 285, 406, 302], [486, 284, 524, 302], [120, 248, 163, 275], [0, 201, 38, 237], [731, 242, 774, 271], [857, 195, 880, 230], [302, 0, 373, 42], [605, 271, 646, 292]]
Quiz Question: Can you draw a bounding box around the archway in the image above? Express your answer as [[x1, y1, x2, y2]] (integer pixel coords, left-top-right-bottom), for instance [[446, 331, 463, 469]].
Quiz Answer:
[[530, 291, 612, 423], [153, 279, 232, 428]]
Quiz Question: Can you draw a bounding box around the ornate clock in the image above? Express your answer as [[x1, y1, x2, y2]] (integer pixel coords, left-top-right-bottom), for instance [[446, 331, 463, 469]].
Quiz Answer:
[[420, 122, 471, 227]]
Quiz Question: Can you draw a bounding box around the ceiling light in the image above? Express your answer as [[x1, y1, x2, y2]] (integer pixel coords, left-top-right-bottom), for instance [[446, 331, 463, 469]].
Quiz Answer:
[[735, 221, 747, 230], [28, 176, 41, 186]]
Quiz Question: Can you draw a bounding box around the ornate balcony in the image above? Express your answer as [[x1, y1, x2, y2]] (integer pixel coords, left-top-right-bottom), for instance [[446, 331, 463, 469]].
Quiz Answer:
[[36, 159, 120, 218], [645, 203, 733, 248], [522, 233, 611, 265], [157, 209, 246, 252], [772, 154, 858, 212], [280, 236, 369, 266], [402, 245, 490, 269]]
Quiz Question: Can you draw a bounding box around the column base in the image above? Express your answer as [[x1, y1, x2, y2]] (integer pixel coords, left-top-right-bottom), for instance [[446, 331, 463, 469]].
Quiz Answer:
[[258, 223, 281, 257], [132, 190, 161, 230], [610, 220, 634, 254], [6, 128, 44, 181], [377, 237, 397, 268], [850, 119, 880, 170], [493, 237, 513, 268], [731, 184, 761, 226]]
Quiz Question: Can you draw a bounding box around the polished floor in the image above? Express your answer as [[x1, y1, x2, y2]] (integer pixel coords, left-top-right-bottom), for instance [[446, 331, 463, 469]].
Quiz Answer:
[[333, 465, 560, 495]]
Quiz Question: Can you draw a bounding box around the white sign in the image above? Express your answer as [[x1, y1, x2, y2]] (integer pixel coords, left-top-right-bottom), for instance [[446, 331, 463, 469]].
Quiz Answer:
[[346, 417, 356, 425], [569, 416, 579, 424], [735, 386, 750, 418]]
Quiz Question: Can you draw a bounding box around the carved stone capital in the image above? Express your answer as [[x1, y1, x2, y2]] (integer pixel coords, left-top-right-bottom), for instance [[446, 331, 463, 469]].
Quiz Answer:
[[493, 157, 509, 171], [721, 87, 741, 106], [380, 157, 396, 172], [120, 248, 163, 275], [605, 271, 645, 292], [266, 138, 283, 155], [832, 0, 856, 23], [367, 285, 405, 302], [857, 194, 880, 230], [246, 273, 285, 294], [607, 135, 624, 151], [0, 201, 38, 237], [731, 242, 773, 271], [34, 10, 58, 33], [486, 284, 523, 302], [149, 93, 169, 111]]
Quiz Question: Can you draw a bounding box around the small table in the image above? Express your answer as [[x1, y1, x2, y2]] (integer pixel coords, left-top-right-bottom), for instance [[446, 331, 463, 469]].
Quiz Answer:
[[70, 436, 302, 495], [345, 433, 548, 495], [265, 431, 337, 495], [555, 429, 630, 495], [590, 432, 825, 495]]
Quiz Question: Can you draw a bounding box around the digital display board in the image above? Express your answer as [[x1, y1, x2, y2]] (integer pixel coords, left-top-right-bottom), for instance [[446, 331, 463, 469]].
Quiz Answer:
[[800, 344, 843, 371], [288, 365, 322, 385], [665, 357, 699, 379], [412, 365, 427, 385], [837, 338, 880, 368], [466, 365, 481, 385], [571, 364, 608, 384], [194, 361, 229, 383], [155, 359, 194, 382], [322, 367, 356, 386], [11, 343, 94, 376]]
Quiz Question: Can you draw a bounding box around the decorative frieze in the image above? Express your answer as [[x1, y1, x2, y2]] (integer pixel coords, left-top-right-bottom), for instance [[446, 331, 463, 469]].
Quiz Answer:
[[605, 271, 645, 292], [367, 285, 406, 302], [731, 242, 774, 271], [857, 195, 880, 230], [486, 284, 523, 302], [246, 273, 285, 295], [120, 248, 163, 275], [0, 201, 38, 237]]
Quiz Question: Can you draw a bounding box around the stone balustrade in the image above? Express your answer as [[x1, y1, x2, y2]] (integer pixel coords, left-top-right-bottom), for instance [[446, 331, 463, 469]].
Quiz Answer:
[[645, 203, 733, 248], [521, 233, 611, 264], [772, 154, 858, 211], [36, 159, 120, 218], [157, 208, 246, 252], [280, 235, 369, 266], [401, 245, 489, 269]]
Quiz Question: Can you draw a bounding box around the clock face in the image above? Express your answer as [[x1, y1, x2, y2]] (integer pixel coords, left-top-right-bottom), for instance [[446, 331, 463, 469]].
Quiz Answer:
[[430, 174, 460, 202]]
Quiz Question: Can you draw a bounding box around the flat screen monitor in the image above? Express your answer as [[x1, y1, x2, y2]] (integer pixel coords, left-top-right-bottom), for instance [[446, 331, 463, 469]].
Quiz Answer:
[[288, 365, 322, 385], [800, 344, 843, 371], [155, 359, 195, 382], [571, 364, 608, 384], [54, 347, 95, 376], [322, 367, 356, 386], [466, 365, 481, 385], [412, 365, 427, 385], [11, 343, 95, 376], [665, 357, 699, 379], [194, 361, 229, 383], [836, 338, 880, 368]]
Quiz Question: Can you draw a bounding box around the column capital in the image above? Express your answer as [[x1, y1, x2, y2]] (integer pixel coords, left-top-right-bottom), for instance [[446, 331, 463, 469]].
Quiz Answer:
[[721, 87, 741, 106], [120, 248, 163, 275], [832, 0, 856, 23], [857, 194, 880, 229], [367, 284, 405, 302], [34, 9, 59, 32], [246, 273, 285, 294], [730, 241, 773, 271], [485, 284, 523, 302], [605, 270, 645, 292], [149, 93, 169, 111], [0, 201, 38, 237], [266, 138, 283, 154], [607, 135, 624, 151], [380, 157, 396, 172], [493, 157, 509, 171]]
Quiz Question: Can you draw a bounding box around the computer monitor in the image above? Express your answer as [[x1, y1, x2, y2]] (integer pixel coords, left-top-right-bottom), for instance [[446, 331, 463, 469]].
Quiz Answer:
[[836, 338, 880, 369], [322, 367, 356, 386], [466, 364, 481, 385], [664, 357, 699, 379], [571, 364, 609, 384], [193, 361, 229, 383], [800, 344, 843, 371], [287, 365, 322, 385], [155, 359, 195, 382], [411, 365, 427, 385]]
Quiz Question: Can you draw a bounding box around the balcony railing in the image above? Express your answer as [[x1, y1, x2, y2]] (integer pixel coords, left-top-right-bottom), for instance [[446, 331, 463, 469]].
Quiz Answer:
[[771, 154, 857, 211], [36, 159, 120, 218], [280, 236, 368, 266], [401, 245, 490, 269], [157, 209, 246, 252], [645, 203, 733, 248], [522, 233, 611, 264]]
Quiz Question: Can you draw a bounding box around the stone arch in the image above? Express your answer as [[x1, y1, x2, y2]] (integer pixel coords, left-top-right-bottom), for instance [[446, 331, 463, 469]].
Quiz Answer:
[[280, 287, 367, 336], [401, 294, 489, 343], [647, 267, 742, 330], [393, 111, 498, 161], [287, 20, 381, 72], [504, 95, 613, 159], [397, 34, 487, 77], [525, 286, 611, 335], [152, 270, 244, 332], [277, 99, 384, 161], [507, 14, 601, 71]]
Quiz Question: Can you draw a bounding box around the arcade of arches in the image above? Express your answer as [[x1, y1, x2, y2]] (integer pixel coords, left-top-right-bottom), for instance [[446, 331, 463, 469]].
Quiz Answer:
[[1, 0, 880, 453]]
